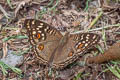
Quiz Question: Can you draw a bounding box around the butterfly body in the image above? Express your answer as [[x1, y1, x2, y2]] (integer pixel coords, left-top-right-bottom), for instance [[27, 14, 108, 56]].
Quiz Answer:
[[24, 19, 100, 69]]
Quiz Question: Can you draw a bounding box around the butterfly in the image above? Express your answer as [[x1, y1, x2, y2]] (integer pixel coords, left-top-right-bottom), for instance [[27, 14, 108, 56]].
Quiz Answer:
[[24, 19, 100, 69]]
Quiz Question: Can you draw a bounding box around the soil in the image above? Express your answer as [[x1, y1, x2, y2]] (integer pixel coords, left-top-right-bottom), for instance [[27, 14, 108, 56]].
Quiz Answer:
[[0, 0, 120, 80]]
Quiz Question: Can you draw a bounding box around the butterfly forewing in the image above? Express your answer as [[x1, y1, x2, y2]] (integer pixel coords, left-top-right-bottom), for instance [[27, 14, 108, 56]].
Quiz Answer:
[[74, 33, 100, 53], [24, 19, 63, 65], [24, 19, 62, 44]]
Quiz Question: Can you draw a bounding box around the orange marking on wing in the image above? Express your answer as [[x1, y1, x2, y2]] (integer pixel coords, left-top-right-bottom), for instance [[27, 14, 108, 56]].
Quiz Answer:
[[38, 44, 44, 51], [78, 43, 84, 49], [37, 33, 41, 39], [68, 52, 73, 57], [35, 33, 41, 39]]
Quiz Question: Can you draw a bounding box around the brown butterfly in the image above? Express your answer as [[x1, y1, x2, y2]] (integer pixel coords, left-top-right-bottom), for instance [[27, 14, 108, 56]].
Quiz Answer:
[[24, 19, 100, 69]]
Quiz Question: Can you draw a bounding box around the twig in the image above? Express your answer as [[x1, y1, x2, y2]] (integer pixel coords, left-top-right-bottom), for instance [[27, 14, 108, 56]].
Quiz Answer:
[[0, 4, 10, 19], [85, 11, 103, 32], [7, 0, 13, 9], [72, 24, 120, 34]]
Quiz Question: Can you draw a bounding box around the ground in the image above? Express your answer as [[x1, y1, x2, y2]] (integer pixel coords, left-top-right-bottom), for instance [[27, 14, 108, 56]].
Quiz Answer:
[[0, 0, 120, 80]]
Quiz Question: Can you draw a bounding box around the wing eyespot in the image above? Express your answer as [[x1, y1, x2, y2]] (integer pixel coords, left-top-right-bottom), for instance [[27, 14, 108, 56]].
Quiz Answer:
[[68, 52, 73, 57], [38, 44, 44, 51]]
